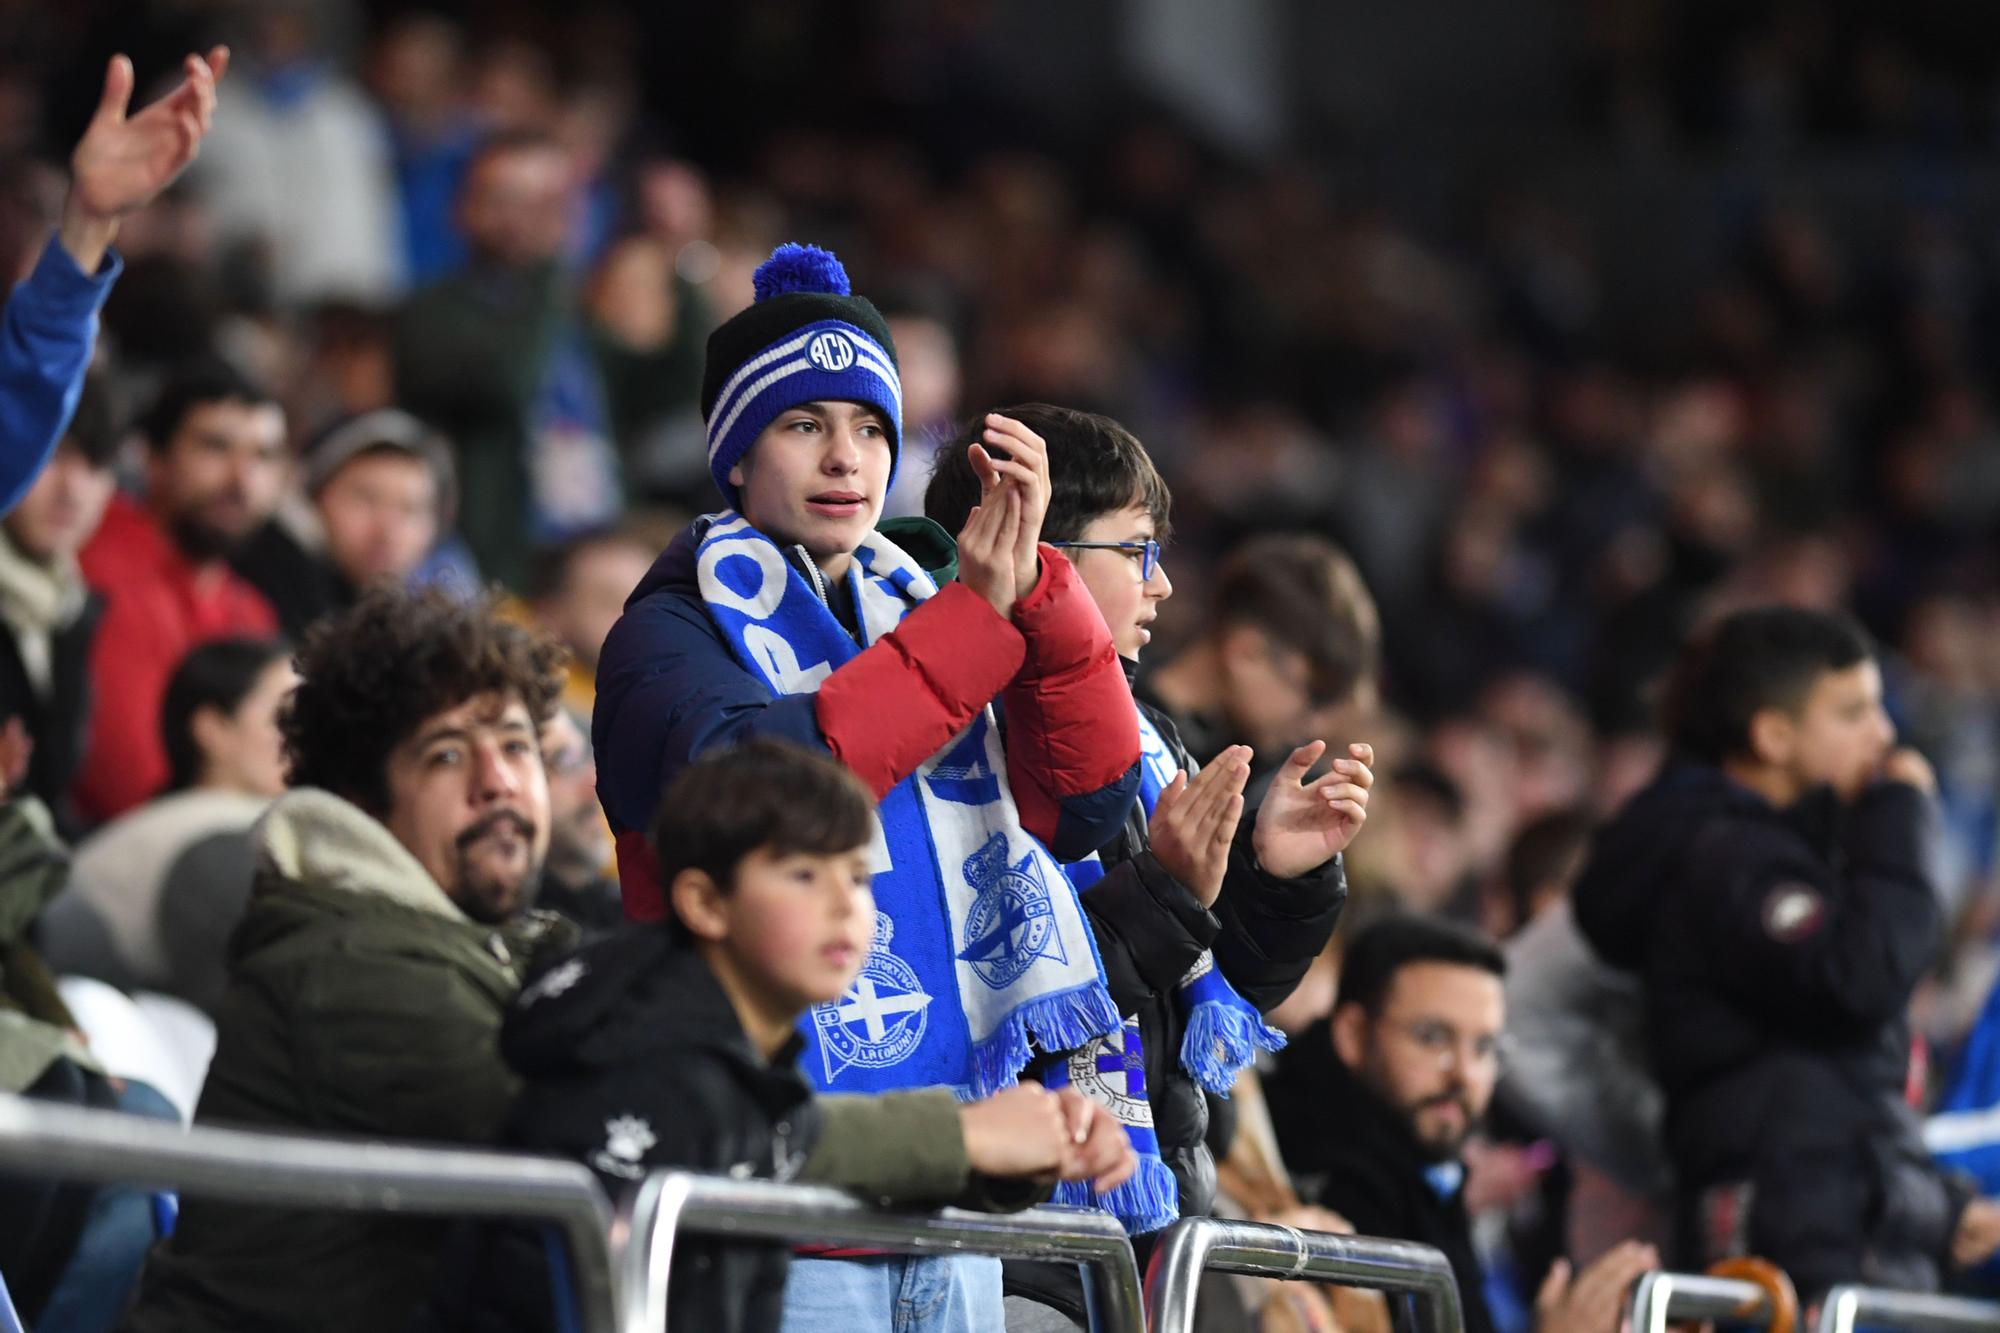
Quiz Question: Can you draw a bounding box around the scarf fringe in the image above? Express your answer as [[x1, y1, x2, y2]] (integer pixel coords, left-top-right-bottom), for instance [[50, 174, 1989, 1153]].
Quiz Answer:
[[1051, 1153, 1180, 1236], [1179, 998, 1288, 1096], [971, 985, 1124, 1098]]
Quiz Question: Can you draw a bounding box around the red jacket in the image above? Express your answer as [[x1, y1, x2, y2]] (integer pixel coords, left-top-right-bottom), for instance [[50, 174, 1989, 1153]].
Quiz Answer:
[[74, 495, 278, 822], [593, 518, 1140, 921]]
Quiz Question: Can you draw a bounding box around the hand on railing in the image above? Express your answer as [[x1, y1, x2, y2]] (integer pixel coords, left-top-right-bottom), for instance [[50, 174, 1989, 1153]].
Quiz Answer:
[[959, 1084, 1138, 1195], [1952, 1198, 2000, 1269], [1533, 1241, 1658, 1333]]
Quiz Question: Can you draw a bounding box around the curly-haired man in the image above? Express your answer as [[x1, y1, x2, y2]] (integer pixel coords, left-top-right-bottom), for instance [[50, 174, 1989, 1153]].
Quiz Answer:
[[125, 586, 582, 1333]]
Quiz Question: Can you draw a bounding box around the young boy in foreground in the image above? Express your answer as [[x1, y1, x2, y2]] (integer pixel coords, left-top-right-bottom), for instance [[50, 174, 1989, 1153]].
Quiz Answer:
[[445, 738, 1134, 1333]]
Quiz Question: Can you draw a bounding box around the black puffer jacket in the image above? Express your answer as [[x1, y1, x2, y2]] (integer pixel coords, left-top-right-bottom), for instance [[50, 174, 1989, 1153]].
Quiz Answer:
[[1573, 760, 1969, 1300], [1004, 685, 1348, 1318], [432, 927, 1003, 1333], [432, 928, 822, 1333]]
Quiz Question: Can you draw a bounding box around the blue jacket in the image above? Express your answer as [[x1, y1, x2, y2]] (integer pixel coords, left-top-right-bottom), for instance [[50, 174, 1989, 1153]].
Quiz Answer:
[[593, 515, 1140, 919], [0, 237, 120, 514]]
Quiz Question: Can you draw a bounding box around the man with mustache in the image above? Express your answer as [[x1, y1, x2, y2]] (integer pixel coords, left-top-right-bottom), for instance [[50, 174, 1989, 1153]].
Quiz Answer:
[[1265, 916, 1658, 1333], [124, 587, 579, 1333], [73, 359, 284, 823]]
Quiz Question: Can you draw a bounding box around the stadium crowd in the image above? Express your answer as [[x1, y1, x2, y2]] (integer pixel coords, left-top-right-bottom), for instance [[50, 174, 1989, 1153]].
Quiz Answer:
[[3, 2, 2000, 1331]]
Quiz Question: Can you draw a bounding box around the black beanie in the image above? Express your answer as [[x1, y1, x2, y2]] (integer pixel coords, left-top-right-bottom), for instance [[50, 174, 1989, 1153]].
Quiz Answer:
[[699, 244, 902, 506]]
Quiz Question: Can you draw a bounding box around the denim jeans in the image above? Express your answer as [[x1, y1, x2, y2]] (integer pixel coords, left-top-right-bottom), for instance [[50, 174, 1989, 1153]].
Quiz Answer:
[[34, 1080, 181, 1333], [780, 1254, 1005, 1333]]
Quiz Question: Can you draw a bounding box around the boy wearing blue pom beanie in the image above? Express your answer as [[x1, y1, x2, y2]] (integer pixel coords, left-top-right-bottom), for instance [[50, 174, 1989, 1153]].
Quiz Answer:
[[592, 245, 1143, 1331]]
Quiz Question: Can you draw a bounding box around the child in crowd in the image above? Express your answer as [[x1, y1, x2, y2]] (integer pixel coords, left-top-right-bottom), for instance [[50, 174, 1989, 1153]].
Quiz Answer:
[[445, 739, 1136, 1333], [925, 404, 1375, 1327], [1575, 606, 2000, 1300], [592, 244, 1142, 1325]]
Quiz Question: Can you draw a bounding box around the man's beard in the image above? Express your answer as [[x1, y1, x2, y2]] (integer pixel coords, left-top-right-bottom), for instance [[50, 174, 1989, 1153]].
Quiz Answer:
[[452, 810, 544, 925], [1404, 1089, 1481, 1163], [168, 510, 253, 563]]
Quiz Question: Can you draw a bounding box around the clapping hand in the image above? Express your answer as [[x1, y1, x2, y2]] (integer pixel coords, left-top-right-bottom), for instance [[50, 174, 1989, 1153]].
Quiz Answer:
[[1251, 742, 1374, 880], [967, 414, 1051, 603]]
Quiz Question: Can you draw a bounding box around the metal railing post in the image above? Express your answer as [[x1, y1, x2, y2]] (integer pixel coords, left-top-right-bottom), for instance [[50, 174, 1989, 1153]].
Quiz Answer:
[[1141, 1217, 1465, 1333], [615, 1173, 1147, 1333], [0, 1096, 619, 1333], [1626, 1272, 1776, 1333], [1815, 1285, 2000, 1333]]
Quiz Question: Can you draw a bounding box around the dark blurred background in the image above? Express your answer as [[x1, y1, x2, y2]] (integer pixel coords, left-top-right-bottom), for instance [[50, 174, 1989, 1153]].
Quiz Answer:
[[5, 0, 1999, 964]]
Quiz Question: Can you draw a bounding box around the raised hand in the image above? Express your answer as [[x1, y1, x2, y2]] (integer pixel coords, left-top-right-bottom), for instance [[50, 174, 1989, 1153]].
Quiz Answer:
[[61, 47, 230, 270], [967, 413, 1051, 603], [1251, 741, 1374, 880], [955, 485, 1023, 620], [1149, 745, 1252, 908], [1532, 1240, 1659, 1333]]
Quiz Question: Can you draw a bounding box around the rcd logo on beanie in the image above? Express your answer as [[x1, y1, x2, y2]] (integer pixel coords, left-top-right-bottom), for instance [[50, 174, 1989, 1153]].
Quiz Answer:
[[807, 331, 857, 373]]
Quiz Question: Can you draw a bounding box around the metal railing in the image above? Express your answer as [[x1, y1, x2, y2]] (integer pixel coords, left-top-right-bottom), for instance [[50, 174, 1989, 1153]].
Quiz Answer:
[[0, 1095, 621, 1333], [616, 1172, 1146, 1333], [1142, 1216, 1465, 1333], [1817, 1286, 2000, 1333], [1627, 1271, 1779, 1333]]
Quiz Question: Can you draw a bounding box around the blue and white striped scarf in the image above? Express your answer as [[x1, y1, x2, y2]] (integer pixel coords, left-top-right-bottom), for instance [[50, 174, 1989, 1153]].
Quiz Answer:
[[1048, 708, 1289, 1234], [693, 512, 1122, 1098]]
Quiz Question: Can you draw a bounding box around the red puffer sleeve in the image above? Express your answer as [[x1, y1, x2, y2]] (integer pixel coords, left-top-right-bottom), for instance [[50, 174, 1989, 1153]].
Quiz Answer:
[[1001, 546, 1141, 851], [814, 580, 1027, 799]]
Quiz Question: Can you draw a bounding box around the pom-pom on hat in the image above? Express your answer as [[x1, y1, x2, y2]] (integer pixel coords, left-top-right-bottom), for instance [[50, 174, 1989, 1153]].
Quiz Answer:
[[700, 242, 902, 509]]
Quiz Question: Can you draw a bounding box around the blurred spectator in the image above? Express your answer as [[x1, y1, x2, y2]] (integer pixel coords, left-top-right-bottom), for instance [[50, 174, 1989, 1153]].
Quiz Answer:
[[532, 705, 620, 941], [880, 305, 964, 518], [235, 407, 454, 637], [1265, 915, 1660, 1333], [525, 528, 651, 714], [41, 637, 294, 1014], [1497, 811, 1671, 1264], [1575, 607, 2000, 1299], [0, 373, 118, 836], [396, 132, 618, 587], [366, 13, 478, 284], [124, 589, 575, 1333], [1377, 763, 1476, 918], [1140, 533, 1379, 776], [73, 360, 282, 824], [586, 232, 714, 503], [193, 0, 402, 304]]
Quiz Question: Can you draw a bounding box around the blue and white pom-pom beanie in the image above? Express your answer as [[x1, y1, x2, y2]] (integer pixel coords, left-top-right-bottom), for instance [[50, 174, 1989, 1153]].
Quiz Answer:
[[699, 243, 904, 507]]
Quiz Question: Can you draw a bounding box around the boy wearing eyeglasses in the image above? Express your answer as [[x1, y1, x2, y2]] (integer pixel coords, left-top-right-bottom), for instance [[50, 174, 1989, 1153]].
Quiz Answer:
[[925, 403, 1375, 1329]]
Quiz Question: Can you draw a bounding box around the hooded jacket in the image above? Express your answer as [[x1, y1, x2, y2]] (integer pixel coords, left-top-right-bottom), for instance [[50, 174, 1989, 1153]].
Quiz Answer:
[[1572, 760, 1966, 1299], [432, 927, 1010, 1333], [1004, 686, 1347, 1320], [123, 788, 577, 1333], [593, 514, 1139, 921]]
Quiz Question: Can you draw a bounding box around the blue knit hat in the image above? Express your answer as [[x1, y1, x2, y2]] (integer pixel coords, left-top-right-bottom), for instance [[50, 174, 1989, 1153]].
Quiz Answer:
[[700, 243, 903, 508]]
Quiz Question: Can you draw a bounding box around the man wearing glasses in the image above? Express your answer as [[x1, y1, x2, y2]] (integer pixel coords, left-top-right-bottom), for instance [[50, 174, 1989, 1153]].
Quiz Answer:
[[1266, 916, 1660, 1333]]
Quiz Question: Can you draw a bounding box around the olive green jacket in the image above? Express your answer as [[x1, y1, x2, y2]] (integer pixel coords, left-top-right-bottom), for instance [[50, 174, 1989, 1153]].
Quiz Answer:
[[0, 796, 92, 1092], [126, 788, 576, 1333]]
